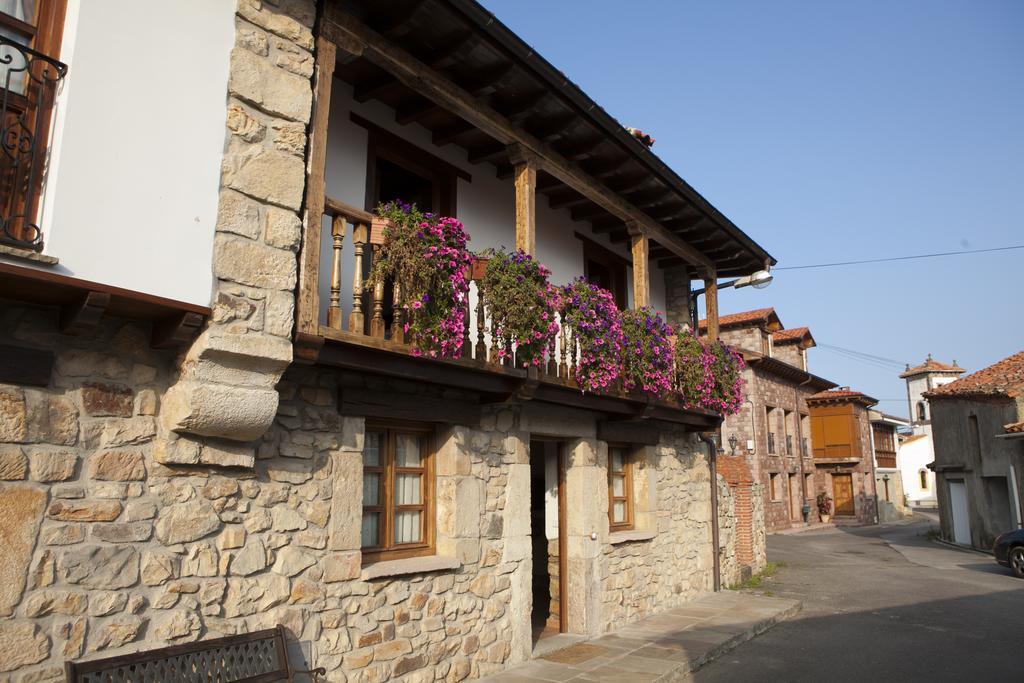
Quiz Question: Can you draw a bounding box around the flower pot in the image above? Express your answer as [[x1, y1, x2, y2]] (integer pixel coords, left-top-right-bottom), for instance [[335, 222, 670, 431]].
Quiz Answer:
[[470, 256, 490, 281], [369, 217, 389, 246], [820, 514, 831, 524]]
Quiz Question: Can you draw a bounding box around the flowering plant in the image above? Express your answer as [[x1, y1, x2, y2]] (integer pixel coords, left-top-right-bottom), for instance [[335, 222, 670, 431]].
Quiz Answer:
[[674, 327, 711, 409], [619, 307, 674, 397], [673, 328, 745, 415], [704, 340, 746, 415], [478, 248, 559, 368], [816, 492, 832, 516], [560, 278, 623, 393], [369, 201, 473, 359]]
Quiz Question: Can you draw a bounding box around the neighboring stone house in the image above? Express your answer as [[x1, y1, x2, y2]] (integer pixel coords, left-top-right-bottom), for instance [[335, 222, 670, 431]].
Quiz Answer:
[[0, 1, 774, 681], [806, 388, 879, 525], [870, 410, 910, 522], [926, 351, 1024, 550], [702, 309, 838, 534], [895, 356, 965, 508]]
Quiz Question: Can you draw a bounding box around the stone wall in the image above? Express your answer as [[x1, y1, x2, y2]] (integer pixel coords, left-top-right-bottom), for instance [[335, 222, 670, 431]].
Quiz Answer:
[[599, 429, 715, 629], [159, 0, 316, 462], [722, 365, 818, 533], [0, 303, 729, 682]]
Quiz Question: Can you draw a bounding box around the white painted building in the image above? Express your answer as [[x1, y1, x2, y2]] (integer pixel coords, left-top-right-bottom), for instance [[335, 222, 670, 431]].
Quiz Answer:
[[895, 356, 965, 508]]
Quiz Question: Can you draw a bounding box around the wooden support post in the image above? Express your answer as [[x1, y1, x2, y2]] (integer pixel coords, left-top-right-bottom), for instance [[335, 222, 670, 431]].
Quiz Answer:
[[391, 282, 405, 343], [349, 223, 368, 334], [704, 271, 719, 342], [628, 222, 649, 309], [509, 144, 537, 256], [297, 38, 337, 336], [326, 215, 346, 329]]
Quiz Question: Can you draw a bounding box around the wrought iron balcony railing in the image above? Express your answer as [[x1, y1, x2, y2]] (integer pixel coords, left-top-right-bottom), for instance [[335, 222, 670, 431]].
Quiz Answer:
[[0, 35, 67, 251]]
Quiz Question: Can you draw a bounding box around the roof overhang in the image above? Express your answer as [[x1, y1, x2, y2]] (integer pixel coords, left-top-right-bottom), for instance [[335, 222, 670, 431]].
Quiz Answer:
[[745, 354, 836, 392], [323, 0, 775, 277]]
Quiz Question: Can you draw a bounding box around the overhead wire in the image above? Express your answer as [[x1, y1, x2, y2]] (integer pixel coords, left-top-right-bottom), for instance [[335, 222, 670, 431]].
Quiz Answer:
[[774, 244, 1024, 271]]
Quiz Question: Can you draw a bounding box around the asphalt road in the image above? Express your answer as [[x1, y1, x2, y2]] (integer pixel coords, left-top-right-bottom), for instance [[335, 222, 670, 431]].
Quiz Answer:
[[695, 515, 1023, 682]]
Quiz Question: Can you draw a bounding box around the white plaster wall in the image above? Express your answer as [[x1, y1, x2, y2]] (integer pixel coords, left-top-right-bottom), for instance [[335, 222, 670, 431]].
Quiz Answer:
[[319, 82, 670, 329], [16, 0, 236, 305], [897, 435, 937, 506]]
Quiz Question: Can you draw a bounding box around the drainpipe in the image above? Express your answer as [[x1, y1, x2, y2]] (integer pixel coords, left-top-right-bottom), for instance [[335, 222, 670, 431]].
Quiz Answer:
[[794, 376, 813, 520], [699, 433, 721, 592]]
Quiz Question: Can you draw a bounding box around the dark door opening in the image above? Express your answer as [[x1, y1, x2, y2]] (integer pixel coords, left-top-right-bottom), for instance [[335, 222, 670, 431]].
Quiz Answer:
[[530, 440, 564, 644]]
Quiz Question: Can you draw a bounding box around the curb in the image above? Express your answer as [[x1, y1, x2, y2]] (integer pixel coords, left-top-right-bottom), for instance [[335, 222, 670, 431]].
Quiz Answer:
[[655, 599, 803, 681]]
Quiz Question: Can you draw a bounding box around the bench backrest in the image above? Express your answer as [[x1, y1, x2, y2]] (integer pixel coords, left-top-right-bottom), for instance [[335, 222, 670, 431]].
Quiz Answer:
[[65, 626, 292, 683]]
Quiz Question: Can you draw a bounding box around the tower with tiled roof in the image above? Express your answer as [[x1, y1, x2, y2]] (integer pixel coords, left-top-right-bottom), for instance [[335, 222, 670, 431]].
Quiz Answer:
[[900, 354, 965, 433]]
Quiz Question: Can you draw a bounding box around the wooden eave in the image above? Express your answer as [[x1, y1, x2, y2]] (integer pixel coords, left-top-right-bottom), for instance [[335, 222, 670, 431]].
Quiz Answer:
[[322, 0, 774, 277], [745, 355, 836, 392], [0, 261, 209, 347]]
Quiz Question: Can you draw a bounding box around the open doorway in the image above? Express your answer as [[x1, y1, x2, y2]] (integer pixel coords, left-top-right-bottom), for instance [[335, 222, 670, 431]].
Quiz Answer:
[[530, 440, 565, 645]]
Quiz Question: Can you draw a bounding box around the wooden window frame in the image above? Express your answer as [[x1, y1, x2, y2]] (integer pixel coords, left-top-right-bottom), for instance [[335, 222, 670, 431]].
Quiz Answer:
[[607, 445, 634, 532], [0, 0, 68, 248], [361, 422, 436, 564], [577, 232, 629, 309], [351, 112, 467, 216]]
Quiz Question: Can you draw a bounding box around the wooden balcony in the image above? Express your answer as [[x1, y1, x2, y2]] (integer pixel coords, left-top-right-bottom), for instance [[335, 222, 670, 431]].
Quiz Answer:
[[294, 197, 720, 430]]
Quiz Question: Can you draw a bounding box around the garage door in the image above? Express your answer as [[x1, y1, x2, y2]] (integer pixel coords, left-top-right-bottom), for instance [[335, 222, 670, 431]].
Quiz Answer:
[[948, 480, 971, 545]]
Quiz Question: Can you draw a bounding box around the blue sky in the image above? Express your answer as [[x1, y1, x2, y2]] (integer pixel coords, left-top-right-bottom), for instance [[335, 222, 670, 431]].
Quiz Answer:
[[481, 0, 1023, 418]]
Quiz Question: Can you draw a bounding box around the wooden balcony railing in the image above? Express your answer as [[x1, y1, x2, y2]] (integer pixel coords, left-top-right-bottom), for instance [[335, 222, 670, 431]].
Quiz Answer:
[[317, 196, 584, 379]]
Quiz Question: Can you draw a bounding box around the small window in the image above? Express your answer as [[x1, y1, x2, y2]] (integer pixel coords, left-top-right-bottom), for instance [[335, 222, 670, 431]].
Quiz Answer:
[[766, 406, 777, 455], [919, 470, 928, 491], [361, 425, 435, 563], [608, 446, 634, 531], [916, 401, 927, 422]]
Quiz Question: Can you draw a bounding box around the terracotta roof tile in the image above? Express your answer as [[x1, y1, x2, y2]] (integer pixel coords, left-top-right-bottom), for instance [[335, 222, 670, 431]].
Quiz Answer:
[[772, 326, 814, 346], [925, 351, 1024, 400], [1005, 422, 1024, 434], [899, 356, 965, 378], [807, 386, 878, 406], [698, 307, 778, 331]]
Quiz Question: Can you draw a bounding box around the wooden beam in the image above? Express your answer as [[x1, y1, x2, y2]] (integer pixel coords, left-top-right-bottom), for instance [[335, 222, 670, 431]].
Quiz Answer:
[[629, 224, 650, 309], [321, 11, 715, 271], [152, 311, 204, 349], [467, 140, 506, 164], [353, 73, 398, 102], [60, 291, 109, 335], [704, 272, 719, 342], [395, 99, 439, 124], [509, 144, 537, 256], [339, 387, 480, 425], [297, 37, 337, 337], [498, 90, 548, 123], [432, 119, 475, 146], [570, 202, 609, 222]]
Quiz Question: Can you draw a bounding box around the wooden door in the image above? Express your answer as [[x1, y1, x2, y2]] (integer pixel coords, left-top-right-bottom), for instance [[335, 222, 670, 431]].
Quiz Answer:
[[832, 474, 855, 516]]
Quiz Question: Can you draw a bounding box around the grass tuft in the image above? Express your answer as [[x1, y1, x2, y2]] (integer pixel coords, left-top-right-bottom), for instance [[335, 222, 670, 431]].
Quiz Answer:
[[728, 561, 783, 591]]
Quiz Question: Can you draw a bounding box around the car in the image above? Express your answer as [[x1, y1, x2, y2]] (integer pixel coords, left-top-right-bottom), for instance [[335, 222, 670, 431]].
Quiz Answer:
[[993, 528, 1024, 578]]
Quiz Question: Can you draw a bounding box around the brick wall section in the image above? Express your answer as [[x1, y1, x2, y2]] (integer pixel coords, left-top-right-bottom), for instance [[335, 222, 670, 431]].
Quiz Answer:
[[718, 455, 754, 567], [722, 364, 819, 532]]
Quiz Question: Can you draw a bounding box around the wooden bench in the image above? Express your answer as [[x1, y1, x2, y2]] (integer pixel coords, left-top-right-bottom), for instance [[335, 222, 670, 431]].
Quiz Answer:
[[65, 625, 326, 682]]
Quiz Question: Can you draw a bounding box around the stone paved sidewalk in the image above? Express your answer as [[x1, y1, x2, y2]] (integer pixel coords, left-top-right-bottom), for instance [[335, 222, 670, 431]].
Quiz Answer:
[[482, 592, 800, 682]]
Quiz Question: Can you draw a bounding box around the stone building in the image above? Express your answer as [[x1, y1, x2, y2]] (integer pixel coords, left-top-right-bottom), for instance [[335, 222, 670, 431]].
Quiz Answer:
[[703, 309, 836, 534], [895, 356, 965, 508], [805, 388, 880, 525], [927, 351, 1024, 549], [0, 1, 774, 681], [870, 410, 911, 522]]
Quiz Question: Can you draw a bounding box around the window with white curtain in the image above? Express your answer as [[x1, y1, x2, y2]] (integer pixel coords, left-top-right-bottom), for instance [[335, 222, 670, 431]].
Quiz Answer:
[[361, 425, 434, 562], [608, 446, 634, 531]]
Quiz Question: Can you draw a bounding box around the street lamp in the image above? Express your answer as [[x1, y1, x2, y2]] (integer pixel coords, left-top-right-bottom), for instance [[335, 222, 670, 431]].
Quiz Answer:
[[688, 269, 774, 329], [728, 434, 738, 455]]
